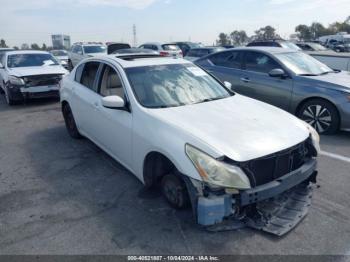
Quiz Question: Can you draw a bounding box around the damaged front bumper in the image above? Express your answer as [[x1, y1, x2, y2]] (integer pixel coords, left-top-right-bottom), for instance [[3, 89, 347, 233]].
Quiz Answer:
[[185, 158, 318, 236]]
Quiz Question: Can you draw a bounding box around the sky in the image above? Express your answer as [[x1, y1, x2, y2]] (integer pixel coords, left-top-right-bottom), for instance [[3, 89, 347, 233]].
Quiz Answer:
[[0, 0, 350, 47]]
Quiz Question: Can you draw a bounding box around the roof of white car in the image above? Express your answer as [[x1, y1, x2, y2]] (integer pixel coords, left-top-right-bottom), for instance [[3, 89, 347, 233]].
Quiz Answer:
[[5, 50, 51, 55], [101, 55, 190, 68]]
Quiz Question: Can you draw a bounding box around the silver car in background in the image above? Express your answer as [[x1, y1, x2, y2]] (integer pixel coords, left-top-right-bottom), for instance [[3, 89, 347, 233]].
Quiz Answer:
[[195, 47, 350, 134], [50, 49, 69, 69], [139, 42, 183, 58]]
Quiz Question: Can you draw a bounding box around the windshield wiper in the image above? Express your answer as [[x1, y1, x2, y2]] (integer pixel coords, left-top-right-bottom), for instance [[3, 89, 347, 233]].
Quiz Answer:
[[298, 73, 319, 76], [193, 96, 227, 105]]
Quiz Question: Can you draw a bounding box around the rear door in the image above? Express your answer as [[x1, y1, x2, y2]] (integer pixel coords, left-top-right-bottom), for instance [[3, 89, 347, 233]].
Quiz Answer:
[[197, 50, 244, 91], [70, 61, 102, 138], [238, 51, 293, 110]]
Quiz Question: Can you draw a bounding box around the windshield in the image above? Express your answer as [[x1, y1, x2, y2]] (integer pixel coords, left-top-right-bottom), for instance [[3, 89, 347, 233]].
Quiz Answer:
[[308, 43, 328, 51], [276, 52, 333, 76], [83, 45, 106, 54], [126, 64, 232, 108], [51, 50, 68, 56], [7, 54, 59, 68], [279, 42, 301, 51]]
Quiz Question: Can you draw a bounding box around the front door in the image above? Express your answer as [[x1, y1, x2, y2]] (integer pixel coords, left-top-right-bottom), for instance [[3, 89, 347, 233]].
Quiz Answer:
[[237, 51, 294, 111]]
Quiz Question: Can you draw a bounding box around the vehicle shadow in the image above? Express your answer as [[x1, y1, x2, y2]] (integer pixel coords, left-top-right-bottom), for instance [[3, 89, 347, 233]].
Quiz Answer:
[[9, 125, 262, 254], [0, 95, 60, 112]]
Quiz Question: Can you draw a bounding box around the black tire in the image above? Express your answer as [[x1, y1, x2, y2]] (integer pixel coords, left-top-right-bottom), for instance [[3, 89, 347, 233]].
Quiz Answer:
[[297, 99, 339, 135], [4, 86, 16, 106], [62, 104, 82, 139], [161, 174, 190, 209], [68, 60, 74, 71]]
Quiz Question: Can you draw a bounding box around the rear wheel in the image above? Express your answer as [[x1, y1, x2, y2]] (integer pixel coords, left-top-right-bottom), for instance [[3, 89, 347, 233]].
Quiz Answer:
[[297, 99, 339, 135], [161, 174, 190, 209], [62, 104, 82, 139]]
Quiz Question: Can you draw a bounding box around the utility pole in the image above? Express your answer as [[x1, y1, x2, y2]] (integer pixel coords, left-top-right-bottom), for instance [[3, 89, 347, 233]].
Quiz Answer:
[[133, 24, 137, 47]]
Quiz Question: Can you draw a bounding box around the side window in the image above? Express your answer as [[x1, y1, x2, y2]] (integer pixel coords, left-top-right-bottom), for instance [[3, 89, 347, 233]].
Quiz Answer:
[[80, 62, 100, 91], [75, 64, 84, 82], [244, 52, 281, 74], [98, 65, 124, 98], [209, 51, 242, 69], [77, 45, 83, 54], [151, 45, 158, 51]]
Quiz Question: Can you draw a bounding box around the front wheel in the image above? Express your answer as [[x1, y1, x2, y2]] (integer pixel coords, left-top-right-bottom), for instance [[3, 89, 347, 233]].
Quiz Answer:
[[161, 174, 190, 209], [4, 86, 16, 105], [297, 99, 339, 135]]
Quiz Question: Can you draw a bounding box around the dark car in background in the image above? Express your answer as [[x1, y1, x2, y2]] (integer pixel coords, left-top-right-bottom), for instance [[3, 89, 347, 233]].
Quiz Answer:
[[247, 39, 301, 51], [111, 48, 159, 55], [169, 42, 201, 56], [184, 47, 225, 62], [195, 47, 350, 134]]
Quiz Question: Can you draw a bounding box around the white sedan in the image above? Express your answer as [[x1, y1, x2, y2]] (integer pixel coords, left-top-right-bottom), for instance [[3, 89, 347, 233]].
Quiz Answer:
[[60, 54, 320, 236]]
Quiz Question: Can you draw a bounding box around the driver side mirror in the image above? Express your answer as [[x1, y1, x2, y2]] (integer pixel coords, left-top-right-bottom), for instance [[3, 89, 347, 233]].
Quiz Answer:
[[224, 81, 232, 89], [0, 62, 4, 69], [102, 96, 125, 109], [269, 68, 287, 78]]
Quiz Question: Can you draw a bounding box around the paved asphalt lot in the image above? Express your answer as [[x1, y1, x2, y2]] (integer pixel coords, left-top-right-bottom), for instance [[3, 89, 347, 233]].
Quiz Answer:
[[0, 96, 350, 255]]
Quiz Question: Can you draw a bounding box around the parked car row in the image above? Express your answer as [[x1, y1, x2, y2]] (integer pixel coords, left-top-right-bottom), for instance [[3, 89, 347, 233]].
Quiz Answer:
[[60, 53, 320, 236]]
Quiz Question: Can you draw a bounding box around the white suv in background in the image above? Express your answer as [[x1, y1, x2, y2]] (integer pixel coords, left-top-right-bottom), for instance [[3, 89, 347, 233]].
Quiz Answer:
[[68, 42, 107, 69]]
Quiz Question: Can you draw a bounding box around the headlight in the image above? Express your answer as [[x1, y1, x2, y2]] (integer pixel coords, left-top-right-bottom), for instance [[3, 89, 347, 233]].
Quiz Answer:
[[8, 75, 25, 86], [61, 60, 67, 65], [301, 121, 321, 155], [185, 144, 251, 189]]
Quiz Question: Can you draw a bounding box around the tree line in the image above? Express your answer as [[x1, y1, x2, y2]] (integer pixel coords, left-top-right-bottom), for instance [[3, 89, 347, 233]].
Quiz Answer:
[[0, 39, 53, 51], [217, 16, 350, 46]]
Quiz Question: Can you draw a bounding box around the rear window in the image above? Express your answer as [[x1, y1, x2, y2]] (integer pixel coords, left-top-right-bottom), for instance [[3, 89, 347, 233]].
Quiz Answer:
[[162, 44, 180, 51]]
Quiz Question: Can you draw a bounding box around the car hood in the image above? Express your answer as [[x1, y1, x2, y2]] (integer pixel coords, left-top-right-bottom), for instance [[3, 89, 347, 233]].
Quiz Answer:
[[149, 95, 309, 162], [301, 71, 350, 91], [8, 66, 67, 77]]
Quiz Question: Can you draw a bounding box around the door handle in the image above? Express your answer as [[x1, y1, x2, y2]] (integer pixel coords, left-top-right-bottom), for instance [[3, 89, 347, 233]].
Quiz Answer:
[[240, 77, 251, 83]]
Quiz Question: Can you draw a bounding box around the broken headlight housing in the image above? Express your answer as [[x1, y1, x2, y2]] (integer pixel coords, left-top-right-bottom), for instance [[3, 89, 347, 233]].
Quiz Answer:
[[302, 121, 321, 155], [185, 144, 251, 189], [8, 75, 25, 86]]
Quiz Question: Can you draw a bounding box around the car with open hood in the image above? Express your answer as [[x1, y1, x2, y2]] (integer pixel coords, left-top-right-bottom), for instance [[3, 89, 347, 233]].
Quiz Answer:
[[60, 54, 319, 236], [0, 50, 68, 105], [195, 47, 350, 134]]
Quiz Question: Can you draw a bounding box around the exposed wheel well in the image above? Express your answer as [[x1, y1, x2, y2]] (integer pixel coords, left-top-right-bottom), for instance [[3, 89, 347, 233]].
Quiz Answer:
[[143, 152, 176, 187]]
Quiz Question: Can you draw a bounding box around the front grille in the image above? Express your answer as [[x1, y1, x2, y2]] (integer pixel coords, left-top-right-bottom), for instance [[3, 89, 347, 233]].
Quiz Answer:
[[241, 139, 311, 187], [24, 74, 62, 87]]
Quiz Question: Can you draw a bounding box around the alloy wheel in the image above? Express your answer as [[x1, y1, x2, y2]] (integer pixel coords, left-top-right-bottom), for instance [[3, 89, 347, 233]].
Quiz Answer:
[[301, 104, 332, 133]]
